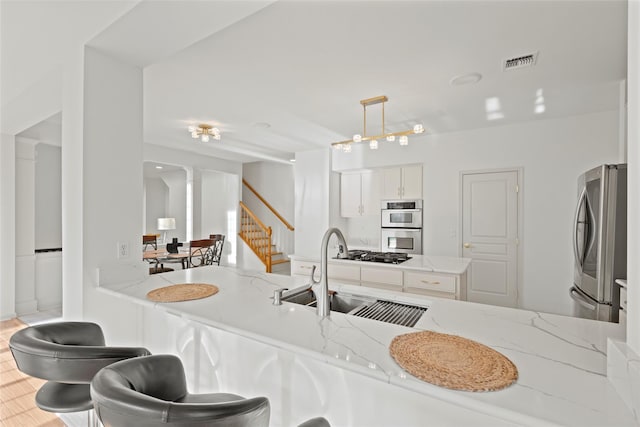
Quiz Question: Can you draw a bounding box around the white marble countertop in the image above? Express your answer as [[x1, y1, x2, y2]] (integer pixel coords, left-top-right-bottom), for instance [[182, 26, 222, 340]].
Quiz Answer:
[[99, 266, 637, 426], [290, 253, 471, 275]]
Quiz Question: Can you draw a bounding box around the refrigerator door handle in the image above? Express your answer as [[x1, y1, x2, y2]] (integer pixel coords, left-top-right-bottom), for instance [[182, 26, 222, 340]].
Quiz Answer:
[[573, 188, 587, 267], [570, 287, 597, 311]]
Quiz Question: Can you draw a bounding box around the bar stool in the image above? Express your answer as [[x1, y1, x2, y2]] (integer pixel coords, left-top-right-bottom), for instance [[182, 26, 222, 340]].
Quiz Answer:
[[91, 354, 269, 426], [9, 321, 150, 424], [91, 354, 331, 427]]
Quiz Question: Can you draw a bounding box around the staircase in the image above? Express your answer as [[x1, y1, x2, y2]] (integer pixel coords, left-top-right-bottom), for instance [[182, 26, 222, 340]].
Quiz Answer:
[[239, 180, 294, 274]]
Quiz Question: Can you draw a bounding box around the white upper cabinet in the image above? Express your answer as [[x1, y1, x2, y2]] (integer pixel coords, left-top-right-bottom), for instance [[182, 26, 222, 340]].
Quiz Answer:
[[340, 170, 382, 217], [382, 165, 422, 200]]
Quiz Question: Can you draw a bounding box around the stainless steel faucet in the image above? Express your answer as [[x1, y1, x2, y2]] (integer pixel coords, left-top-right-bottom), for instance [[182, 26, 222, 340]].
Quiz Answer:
[[310, 227, 349, 317]]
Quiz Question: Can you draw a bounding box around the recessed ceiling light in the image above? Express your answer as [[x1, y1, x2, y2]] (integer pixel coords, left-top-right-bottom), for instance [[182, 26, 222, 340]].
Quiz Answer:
[[289, 158, 296, 163], [449, 72, 482, 86], [155, 166, 163, 169]]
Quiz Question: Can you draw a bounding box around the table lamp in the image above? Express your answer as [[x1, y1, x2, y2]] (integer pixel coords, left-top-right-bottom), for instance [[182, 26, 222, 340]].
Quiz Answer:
[[157, 217, 176, 244]]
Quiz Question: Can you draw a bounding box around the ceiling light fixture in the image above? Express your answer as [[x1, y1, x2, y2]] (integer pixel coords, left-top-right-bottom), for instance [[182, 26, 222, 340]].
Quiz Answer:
[[188, 124, 221, 142], [332, 95, 425, 152]]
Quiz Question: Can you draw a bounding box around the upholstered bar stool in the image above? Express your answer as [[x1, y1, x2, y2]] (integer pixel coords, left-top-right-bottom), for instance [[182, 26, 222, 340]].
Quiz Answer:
[[91, 354, 331, 427], [9, 321, 150, 423]]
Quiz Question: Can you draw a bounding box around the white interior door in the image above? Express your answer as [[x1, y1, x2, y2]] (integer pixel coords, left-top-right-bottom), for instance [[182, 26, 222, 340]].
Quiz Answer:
[[462, 170, 519, 308]]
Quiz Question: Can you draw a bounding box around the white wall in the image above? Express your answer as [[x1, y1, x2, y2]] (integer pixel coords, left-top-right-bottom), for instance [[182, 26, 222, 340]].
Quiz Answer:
[[35, 143, 62, 249], [332, 111, 620, 316], [294, 149, 347, 260], [242, 162, 295, 257], [143, 177, 168, 236], [201, 170, 239, 265]]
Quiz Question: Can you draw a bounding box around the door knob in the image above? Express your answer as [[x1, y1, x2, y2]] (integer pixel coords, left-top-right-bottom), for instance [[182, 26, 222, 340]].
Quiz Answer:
[[463, 242, 471, 248]]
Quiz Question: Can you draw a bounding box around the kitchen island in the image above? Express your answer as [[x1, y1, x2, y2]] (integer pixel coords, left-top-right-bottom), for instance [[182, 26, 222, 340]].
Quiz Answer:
[[98, 265, 637, 426]]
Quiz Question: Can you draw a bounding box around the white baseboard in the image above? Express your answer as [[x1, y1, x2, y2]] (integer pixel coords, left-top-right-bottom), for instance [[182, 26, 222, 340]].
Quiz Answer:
[[15, 299, 38, 316]]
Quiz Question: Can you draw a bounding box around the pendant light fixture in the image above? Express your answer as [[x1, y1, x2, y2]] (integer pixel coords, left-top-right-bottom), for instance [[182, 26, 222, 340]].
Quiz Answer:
[[188, 124, 221, 142], [332, 96, 425, 152]]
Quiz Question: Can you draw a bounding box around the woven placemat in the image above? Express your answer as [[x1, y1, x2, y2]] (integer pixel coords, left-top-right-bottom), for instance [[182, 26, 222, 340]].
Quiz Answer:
[[146, 283, 219, 303], [390, 330, 518, 392]]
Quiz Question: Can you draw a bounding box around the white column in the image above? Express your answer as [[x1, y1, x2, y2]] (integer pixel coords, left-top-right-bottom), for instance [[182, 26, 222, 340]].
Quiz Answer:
[[79, 47, 145, 344], [0, 134, 16, 320], [61, 45, 85, 320], [14, 139, 38, 315], [627, 0, 639, 355], [294, 149, 330, 259], [607, 1, 640, 417]]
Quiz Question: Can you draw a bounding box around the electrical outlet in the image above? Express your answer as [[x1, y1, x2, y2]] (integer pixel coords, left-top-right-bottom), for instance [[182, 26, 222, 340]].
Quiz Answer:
[[117, 241, 129, 259]]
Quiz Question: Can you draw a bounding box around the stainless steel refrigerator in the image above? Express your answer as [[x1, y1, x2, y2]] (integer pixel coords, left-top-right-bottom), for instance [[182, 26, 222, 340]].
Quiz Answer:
[[570, 164, 627, 322]]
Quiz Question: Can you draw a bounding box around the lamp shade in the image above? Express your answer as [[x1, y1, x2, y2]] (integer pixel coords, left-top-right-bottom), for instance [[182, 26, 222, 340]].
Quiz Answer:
[[157, 218, 176, 231]]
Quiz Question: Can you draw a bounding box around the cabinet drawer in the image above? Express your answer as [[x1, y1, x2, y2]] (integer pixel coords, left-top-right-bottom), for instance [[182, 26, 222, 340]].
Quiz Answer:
[[328, 264, 360, 282], [362, 282, 402, 291], [361, 267, 403, 286], [291, 261, 320, 277], [404, 271, 456, 293], [405, 287, 456, 300]]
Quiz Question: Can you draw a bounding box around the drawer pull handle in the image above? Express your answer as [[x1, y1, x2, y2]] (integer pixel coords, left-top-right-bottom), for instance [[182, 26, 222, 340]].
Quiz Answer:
[[301, 266, 313, 269], [421, 280, 440, 285]]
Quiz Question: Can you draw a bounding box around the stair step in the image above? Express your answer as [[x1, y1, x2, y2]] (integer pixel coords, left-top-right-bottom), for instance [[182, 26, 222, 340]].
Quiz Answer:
[[271, 259, 290, 266]]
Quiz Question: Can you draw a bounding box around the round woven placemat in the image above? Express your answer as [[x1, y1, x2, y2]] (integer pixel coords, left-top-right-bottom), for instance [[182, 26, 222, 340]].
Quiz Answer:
[[390, 330, 518, 392], [146, 283, 219, 303]]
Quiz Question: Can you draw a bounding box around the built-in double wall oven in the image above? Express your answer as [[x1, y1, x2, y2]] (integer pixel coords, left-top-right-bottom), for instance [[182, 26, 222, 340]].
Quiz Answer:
[[381, 200, 422, 254]]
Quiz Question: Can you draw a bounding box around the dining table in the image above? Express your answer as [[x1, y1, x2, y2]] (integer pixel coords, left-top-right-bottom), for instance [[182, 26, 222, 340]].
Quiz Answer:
[[143, 249, 190, 271]]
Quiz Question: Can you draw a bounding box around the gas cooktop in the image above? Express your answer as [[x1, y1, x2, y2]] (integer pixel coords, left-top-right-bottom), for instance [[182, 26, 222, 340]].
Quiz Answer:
[[339, 250, 412, 264]]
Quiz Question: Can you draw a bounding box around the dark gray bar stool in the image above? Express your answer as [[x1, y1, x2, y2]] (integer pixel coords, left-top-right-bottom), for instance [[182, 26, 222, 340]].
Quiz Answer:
[[91, 354, 331, 427], [9, 321, 150, 423]]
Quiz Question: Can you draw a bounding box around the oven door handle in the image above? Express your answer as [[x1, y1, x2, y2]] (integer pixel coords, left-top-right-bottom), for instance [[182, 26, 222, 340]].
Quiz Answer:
[[383, 209, 422, 213]]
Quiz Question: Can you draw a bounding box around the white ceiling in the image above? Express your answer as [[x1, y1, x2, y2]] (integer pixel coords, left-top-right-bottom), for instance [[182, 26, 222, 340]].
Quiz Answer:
[[3, 0, 628, 164]]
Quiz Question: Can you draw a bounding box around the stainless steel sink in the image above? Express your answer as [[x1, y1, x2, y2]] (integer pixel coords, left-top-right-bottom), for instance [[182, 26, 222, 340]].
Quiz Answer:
[[279, 287, 427, 327], [281, 287, 373, 314]]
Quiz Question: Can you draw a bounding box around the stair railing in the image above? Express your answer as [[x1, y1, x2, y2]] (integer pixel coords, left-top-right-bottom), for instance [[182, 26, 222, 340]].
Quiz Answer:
[[242, 179, 294, 231], [239, 201, 273, 273]]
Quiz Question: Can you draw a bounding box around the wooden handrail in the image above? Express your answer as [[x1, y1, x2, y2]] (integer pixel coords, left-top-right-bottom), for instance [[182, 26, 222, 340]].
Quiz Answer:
[[242, 179, 294, 231], [238, 202, 273, 273], [239, 201, 271, 234]]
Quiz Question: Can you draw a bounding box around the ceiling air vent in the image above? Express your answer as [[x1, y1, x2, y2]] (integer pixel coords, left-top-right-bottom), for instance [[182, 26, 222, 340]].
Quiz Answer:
[[503, 52, 538, 71]]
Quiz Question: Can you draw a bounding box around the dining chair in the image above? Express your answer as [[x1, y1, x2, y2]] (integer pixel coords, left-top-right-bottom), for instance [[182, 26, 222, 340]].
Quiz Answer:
[[209, 234, 225, 266], [189, 239, 215, 267], [142, 234, 158, 251]]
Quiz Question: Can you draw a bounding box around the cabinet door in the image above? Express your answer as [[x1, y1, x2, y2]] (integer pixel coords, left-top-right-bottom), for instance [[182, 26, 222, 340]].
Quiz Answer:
[[361, 267, 403, 288], [382, 168, 402, 199], [401, 165, 422, 199], [340, 173, 362, 217], [360, 170, 382, 215], [291, 260, 320, 277]]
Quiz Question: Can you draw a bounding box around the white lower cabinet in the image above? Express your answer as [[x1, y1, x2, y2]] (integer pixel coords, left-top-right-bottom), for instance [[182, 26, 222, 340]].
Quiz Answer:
[[328, 263, 360, 285], [360, 267, 403, 291], [404, 271, 456, 293], [291, 259, 464, 300], [291, 260, 360, 285], [291, 260, 319, 277]]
